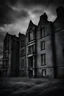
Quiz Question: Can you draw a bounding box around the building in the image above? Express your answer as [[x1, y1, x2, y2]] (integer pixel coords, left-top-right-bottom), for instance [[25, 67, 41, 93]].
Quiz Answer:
[[36, 13, 54, 78], [1, 6, 64, 78], [25, 6, 64, 78], [1, 33, 19, 77], [53, 6, 64, 78]]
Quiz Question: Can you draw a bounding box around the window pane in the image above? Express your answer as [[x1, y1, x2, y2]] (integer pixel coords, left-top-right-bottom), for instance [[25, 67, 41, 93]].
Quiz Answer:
[[30, 32, 33, 41], [41, 41, 45, 50], [41, 54, 46, 65], [41, 28, 45, 38]]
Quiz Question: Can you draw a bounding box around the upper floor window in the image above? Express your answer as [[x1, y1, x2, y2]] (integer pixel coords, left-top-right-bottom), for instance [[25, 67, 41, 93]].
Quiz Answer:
[[28, 45, 35, 54], [40, 28, 45, 38], [41, 41, 45, 50], [41, 54, 46, 66], [28, 29, 34, 42]]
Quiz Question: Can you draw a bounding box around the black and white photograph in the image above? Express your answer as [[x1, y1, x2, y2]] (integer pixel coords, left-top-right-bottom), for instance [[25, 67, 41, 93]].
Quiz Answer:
[[0, 0, 64, 96]]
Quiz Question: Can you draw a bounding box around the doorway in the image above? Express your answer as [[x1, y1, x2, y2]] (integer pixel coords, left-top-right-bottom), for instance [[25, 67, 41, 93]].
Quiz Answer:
[[28, 56, 33, 77]]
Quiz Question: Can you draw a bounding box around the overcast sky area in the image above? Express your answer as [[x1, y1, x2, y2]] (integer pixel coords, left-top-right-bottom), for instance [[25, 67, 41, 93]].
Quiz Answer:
[[0, 0, 64, 65]]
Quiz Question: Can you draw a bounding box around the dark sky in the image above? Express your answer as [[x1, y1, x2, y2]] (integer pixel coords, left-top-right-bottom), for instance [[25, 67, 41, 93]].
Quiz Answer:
[[0, 0, 64, 65]]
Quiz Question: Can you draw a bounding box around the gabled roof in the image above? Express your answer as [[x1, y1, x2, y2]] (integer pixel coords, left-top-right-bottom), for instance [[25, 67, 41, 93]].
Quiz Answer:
[[26, 20, 37, 36]]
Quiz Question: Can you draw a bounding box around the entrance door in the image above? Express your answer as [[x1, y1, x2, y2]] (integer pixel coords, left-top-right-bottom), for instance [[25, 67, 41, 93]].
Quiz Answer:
[[28, 56, 33, 77], [42, 69, 46, 77]]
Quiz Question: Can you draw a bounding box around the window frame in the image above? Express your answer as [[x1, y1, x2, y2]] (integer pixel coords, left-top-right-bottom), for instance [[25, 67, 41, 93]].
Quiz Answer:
[[41, 41, 45, 50], [40, 27, 45, 38], [28, 28, 34, 42], [41, 54, 46, 66]]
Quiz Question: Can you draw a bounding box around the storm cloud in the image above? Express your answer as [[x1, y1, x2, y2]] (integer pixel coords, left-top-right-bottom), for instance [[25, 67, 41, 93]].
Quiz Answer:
[[0, 0, 64, 65]]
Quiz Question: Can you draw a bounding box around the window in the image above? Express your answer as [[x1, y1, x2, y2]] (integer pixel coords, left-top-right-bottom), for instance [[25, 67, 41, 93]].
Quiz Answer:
[[28, 45, 35, 54], [42, 69, 46, 77], [28, 30, 34, 42], [41, 41, 45, 50], [21, 49, 25, 57], [41, 54, 46, 65], [30, 32, 33, 41], [40, 28, 45, 38], [21, 59, 24, 68]]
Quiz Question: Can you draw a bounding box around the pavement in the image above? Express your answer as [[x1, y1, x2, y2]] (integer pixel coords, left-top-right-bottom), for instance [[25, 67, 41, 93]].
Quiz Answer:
[[0, 77, 64, 96]]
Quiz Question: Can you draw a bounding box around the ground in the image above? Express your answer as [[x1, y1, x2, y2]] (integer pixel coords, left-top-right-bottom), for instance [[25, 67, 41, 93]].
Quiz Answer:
[[0, 77, 64, 96]]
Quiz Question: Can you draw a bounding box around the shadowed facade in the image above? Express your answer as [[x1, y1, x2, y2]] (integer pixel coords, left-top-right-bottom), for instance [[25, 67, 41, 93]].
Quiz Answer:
[[1, 6, 64, 78]]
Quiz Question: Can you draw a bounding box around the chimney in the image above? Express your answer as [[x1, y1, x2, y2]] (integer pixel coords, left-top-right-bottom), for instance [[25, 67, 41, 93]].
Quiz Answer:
[[40, 13, 48, 22]]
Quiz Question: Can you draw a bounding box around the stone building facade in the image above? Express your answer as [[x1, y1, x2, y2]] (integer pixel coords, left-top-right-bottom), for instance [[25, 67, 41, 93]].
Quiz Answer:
[[2, 33, 19, 77], [36, 13, 54, 78], [53, 6, 64, 78], [1, 6, 64, 78], [25, 6, 64, 78]]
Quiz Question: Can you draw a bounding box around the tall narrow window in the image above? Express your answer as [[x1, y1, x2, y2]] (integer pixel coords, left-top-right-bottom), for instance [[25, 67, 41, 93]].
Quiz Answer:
[[28, 31, 34, 42], [41, 41, 45, 50], [41, 54, 46, 65], [40, 28, 45, 38]]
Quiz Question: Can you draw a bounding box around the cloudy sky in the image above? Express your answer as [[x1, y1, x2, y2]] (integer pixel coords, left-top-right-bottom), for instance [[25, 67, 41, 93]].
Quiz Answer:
[[0, 0, 64, 65]]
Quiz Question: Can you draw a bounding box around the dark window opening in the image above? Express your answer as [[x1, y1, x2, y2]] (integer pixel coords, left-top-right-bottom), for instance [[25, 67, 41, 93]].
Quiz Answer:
[[28, 29, 34, 42], [41, 41, 45, 50], [41, 54, 46, 66], [40, 28, 45, 38]]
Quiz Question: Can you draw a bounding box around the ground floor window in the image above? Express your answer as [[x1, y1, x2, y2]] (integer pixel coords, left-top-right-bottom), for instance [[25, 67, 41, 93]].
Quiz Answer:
[[42, 69, 46, 77], [41, 54, 46, 66]]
